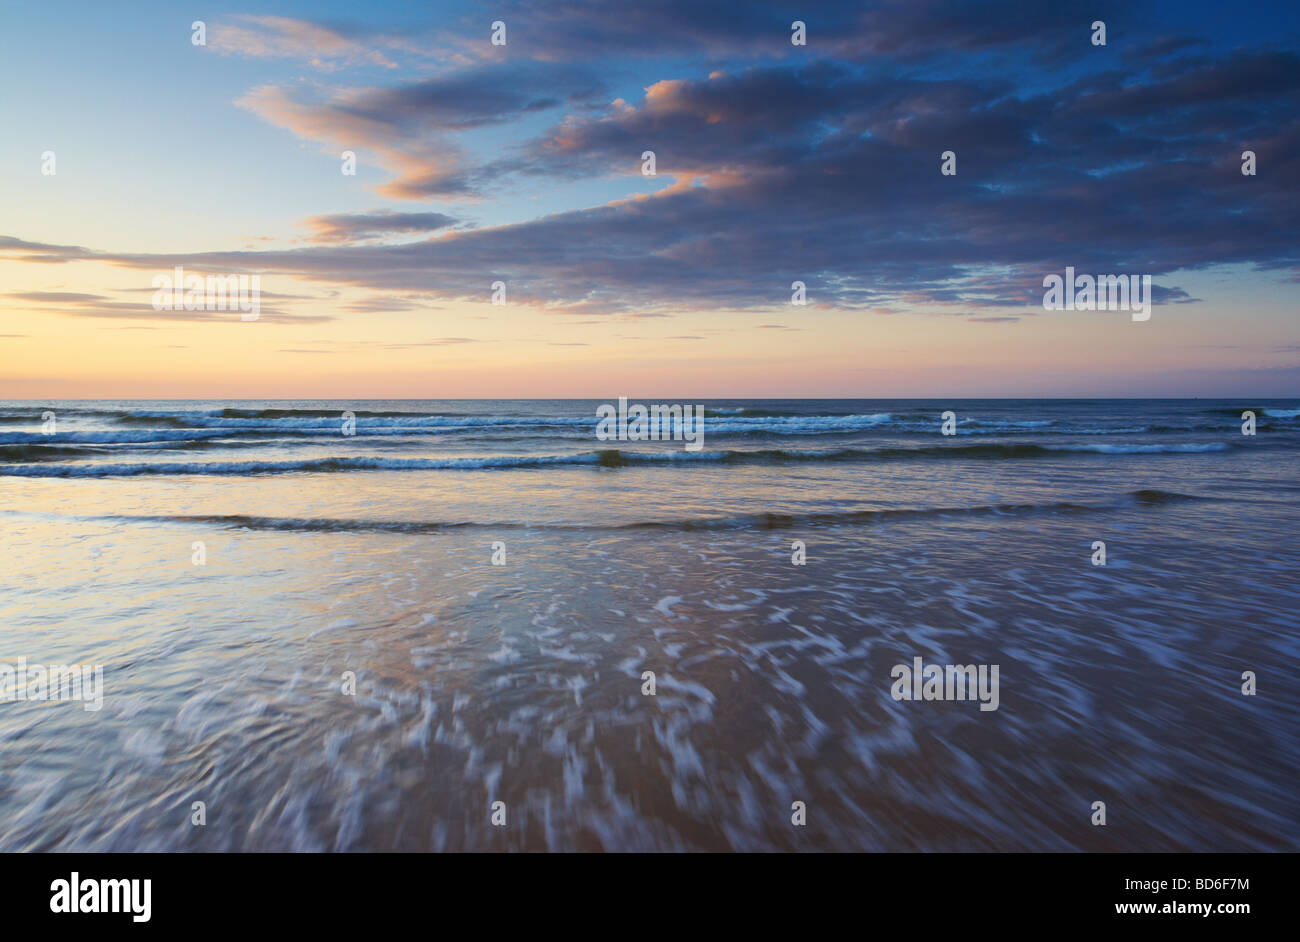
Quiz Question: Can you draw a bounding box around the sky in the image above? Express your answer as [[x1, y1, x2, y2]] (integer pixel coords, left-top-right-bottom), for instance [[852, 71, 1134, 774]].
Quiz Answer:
[[0, 0, 1297, 399]]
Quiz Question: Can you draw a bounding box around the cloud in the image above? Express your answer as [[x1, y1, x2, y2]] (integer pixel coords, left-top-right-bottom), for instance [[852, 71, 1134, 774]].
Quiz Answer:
[[300, 211, 459, 244], [58, 308, 333, 325], [209, 15, 402, 70], [3, 291, 331, 325], [380, 338, 482, 347], [6, 2, 1298, 321], [237, 65, 604, 199], [0, 236, 97, 263], [1150, 286, 1202, 304], [5, 291, 108, 303]]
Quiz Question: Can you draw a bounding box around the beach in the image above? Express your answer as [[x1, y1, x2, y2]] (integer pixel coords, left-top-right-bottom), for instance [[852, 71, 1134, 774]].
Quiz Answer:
[[1, 399, 1297, 850]]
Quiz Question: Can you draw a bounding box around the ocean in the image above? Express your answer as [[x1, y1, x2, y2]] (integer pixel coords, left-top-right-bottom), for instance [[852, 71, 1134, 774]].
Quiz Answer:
[[1, 398, 1297, 850]]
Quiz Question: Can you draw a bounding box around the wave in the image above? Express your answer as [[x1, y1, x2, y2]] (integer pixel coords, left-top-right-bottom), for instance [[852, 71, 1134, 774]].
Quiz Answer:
[[62, 489, 1204, 534], [111, 412, 902, 435], [704, 413, 894, 434], [1043, 442, 1229, 454], [114, 413, 592, 431], [117, 407, 472, 420], [0, 426, 554, 445], [702, 407, 813, 418], [209, 407, 472, 419], [9, 413, 1234, 446], [594, 441, 1233, 465], [0, 441, 1240, 477], [0, 412, 897, 443], [961, 418, 1055, 428], [0, 453, 605, 477], [110, 415, 214, 428], [623, 488, 1206, 528], [13, 403, 1294, 450], [0, 444, 109, 461], [0, 429, 235, 445]]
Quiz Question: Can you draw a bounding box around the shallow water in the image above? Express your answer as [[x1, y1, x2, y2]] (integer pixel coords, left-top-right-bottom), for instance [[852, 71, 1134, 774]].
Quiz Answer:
[[1, 399, 1297, 850]]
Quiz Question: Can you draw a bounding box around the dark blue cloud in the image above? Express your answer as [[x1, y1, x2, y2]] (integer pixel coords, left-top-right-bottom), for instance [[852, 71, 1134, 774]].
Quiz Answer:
[[8, 0, 1299, 317]]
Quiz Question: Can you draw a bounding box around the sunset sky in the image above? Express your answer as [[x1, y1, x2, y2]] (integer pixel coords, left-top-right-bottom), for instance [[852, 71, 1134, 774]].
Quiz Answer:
[[1, 0, 1296, 398]]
